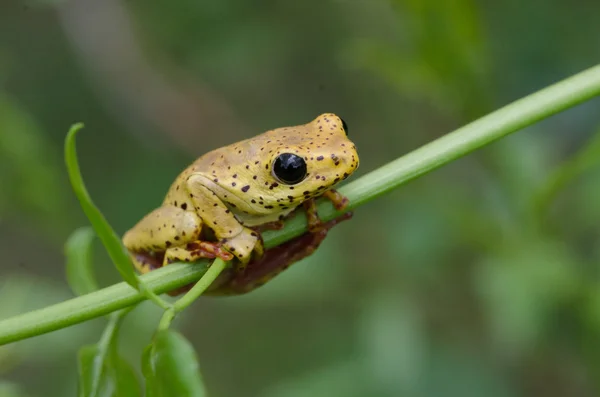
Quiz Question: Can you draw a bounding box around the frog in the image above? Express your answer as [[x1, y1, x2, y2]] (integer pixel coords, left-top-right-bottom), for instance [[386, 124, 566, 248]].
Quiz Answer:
[[122, 113, 359, 295]]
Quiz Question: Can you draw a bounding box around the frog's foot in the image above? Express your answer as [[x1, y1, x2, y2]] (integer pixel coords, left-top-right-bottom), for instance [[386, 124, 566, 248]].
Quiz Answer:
[[302, 189, 351, 233], [163, 241, 234, 265], [153, 241, 233, 297], [166, 232, 265, 297], [220, 227, 264, 271], [206, 212, 353, 295], [323, 189, 349, 211]]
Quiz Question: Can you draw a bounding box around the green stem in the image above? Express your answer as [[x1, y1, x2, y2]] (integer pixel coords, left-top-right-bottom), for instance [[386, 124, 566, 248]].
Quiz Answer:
[[157, 308, 176, 332], [157, 259, 228, 331], [173, 258, 228, 312], [87, 308, 132, 395], [0, 64, 599, 346]]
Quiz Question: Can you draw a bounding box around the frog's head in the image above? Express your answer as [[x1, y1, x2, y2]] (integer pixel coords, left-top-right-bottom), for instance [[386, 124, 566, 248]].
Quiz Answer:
[[265, 113, 359, 205]]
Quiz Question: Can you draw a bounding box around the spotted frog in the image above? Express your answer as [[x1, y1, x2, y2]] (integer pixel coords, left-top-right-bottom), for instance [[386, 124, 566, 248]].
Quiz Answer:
[[122, 113, 359, 294]]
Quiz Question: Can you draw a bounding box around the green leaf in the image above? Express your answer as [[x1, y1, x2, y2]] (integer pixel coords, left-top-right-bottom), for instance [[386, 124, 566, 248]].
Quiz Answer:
[[77, 310, 137, 397], [78, 346, 140, 397], [141, 344, 159, 397], [143, 330, 207, 397], [65, 227, 100, 296], [64, 123, 139, 289], [64, 123, 170, 309], [78, 344, 109, 397], [108, 355, 142, 397]]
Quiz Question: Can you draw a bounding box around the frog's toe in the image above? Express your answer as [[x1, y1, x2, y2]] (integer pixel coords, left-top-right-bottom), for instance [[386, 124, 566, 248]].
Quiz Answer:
[[221, 228, 262, 267], [323, 189, 350, 211], [187, 241, 235, 262], [253, 236, 265, 258], [163, 242, 234, 266]]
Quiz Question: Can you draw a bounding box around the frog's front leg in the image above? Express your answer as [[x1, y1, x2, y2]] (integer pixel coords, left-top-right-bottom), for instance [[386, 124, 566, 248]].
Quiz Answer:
[[205, 212, 353, 295], [206, 190, 353, 295], [185, 174, 264, 269], [304, 189, 349, 232]]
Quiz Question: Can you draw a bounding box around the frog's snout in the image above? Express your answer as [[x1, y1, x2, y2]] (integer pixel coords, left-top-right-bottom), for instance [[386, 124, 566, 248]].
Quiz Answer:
[[334, 143, 359, 178]]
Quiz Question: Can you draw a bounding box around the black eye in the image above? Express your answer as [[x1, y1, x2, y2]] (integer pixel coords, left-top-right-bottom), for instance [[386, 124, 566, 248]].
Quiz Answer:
[[340, 118, 349, 135], [272, 153, 307, 185]]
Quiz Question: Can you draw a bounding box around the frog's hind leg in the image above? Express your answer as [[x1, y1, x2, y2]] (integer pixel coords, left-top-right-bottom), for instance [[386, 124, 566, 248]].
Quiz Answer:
[[123, 206, 203, 253], [123, 205, 230, 269]]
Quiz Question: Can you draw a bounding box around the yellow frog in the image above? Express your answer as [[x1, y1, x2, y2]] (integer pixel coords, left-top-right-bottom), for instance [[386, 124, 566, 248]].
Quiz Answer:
[[122, 113, 359, 294]]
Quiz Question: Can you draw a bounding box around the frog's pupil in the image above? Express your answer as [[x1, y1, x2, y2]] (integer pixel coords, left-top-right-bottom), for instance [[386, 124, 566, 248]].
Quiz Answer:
[[273, 153, 307, 185], [340, 118, 349, 135]]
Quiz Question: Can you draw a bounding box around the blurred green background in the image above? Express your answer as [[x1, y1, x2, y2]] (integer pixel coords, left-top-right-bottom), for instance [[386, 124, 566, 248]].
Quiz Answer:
[[1, 0, 600, 396]]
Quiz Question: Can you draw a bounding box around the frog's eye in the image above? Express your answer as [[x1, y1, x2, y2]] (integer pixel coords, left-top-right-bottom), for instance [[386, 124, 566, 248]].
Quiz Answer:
[[272, 153, 308, 185], [340, 118, 349, 135]]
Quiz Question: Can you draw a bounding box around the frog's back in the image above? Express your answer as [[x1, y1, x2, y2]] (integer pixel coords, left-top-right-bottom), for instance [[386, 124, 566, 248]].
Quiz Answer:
[[160, 133, 266, 206], [162, 113, 358, 209], [189, 124, 315, 170]]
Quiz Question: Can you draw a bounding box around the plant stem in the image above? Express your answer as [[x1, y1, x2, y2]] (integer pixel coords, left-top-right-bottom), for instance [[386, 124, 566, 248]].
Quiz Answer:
[[263, 64, 600, 247], [0, 263, 208, 346], [173, 259, 228, 312], [157, 259, 228, 331], [0, 64, 599, 346]]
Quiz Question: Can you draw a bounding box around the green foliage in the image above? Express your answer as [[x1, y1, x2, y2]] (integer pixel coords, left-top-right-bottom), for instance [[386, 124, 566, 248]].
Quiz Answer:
[[143, 330, 207, 397], [64, 128, 231, 393], [77, 312, 140, 397]]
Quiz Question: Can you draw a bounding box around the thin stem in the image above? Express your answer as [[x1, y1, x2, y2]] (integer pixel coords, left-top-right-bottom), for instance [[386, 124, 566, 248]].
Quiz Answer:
[[173, 258, 228, 312], [0, 64, 599, 346], [157, 308, 176, 332], [157, 259, 228, 331], [87, 308, 133, 396]]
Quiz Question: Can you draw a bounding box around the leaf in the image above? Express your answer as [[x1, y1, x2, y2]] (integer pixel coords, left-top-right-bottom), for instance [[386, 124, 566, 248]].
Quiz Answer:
[[141, 344, 159, 397], [64, 123, 170, 309], [143, 330, 207, 397], [78, 345, 109, 397], [78, 346, 140, 397], [65, 227, 100, 296], [108, 355, 142, 397], [64, 123, 139, 289], [77, 310, 138, 397]]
